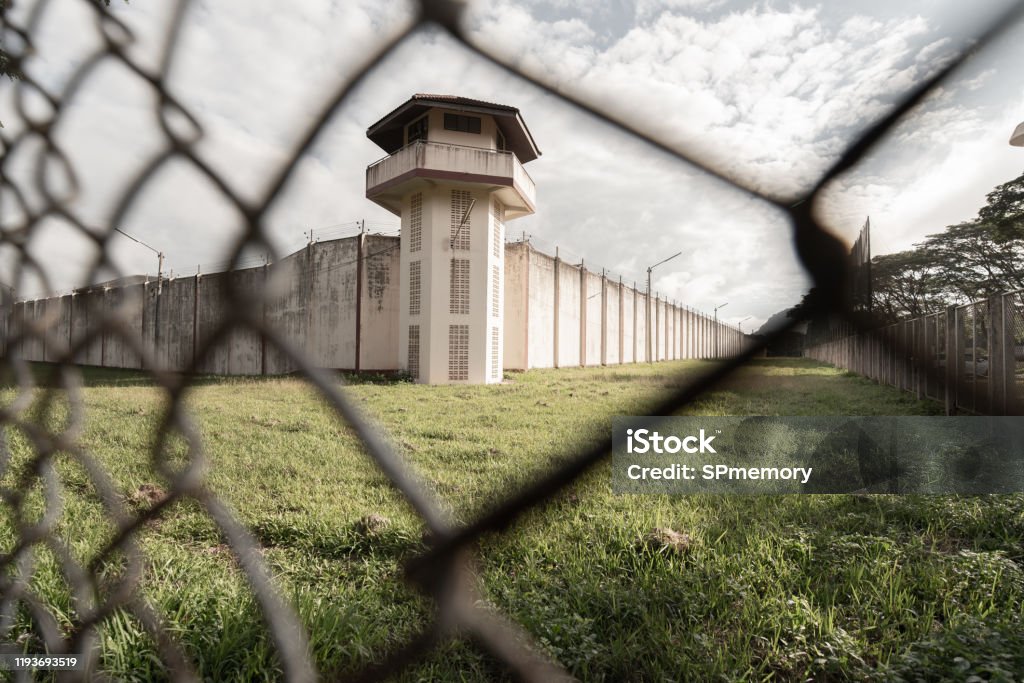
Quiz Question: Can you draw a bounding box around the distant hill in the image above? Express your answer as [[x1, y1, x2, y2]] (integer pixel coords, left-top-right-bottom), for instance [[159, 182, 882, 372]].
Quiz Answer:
[[754, 308, 809, 357], [755, 308, 808, 336]]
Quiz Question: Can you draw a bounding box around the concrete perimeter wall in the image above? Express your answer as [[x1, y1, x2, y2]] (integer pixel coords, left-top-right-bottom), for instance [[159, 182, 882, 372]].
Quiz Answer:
[[10, 235, 399, 375], [501, 242, 749, 370], [10, 237, 747, 375]]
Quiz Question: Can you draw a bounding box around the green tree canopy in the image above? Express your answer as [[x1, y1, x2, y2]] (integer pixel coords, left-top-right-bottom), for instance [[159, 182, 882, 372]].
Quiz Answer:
[[864, 169, 1024, 323], [977, 170, 1024, 242], [869, 249, 947, 323], [917, 218, 1024, 302]]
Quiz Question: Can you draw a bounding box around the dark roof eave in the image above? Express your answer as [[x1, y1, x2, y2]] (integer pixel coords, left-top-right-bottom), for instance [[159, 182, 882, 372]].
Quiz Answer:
[[366, 95, 542, 161], [366, 94, 518, 131], [511, 110, 541, 159]]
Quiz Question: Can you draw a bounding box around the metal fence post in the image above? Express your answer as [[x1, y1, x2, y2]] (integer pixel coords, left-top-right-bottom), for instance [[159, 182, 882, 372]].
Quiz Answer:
[[946, 306, 959, 415]]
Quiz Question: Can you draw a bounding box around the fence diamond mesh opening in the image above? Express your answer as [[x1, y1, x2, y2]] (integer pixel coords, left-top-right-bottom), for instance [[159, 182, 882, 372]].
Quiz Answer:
[[2, 0, 1024, 680]]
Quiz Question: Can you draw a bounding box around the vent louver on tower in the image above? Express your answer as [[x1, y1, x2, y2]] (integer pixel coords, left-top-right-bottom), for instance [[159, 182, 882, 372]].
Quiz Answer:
[[449, 324, 469, 380], [450, 259, 469, 315], [492, 264, 500, 318], [491, 198, 503, 259], [409, 260, 421, 316], [408, 324, 420, 380], [410, 192, 422, 252], [450, 190, 472, 250], [491, 326, 500, 380]]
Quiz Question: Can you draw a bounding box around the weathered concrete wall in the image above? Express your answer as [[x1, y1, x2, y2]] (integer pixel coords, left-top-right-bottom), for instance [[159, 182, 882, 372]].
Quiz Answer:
[[621, 287, 634, 363], [73, 290, 103, 366], [7, 236, 743, 377], [662, 299, 671, 361], [104, 285, 143, 370], [605, 280, 620, 365], [654, 298, 664, 361], [264, 247, 309, 374], [7, 236, 392, 375], [527, 248, 555, 369], [668, 304, 677, 360], [503, 242, 529, 370], [0, 285, 12, 357], [226, 269, 264, 375], [664, 300, 673, 361], [142, 281, 159, 368], [360, 234, 400, 371], [195, 273, 232, 375], [43, 297, 68, 363], [584, 271, 602, 366], [161, 276, 197, 372], [556, 259, 580, 368], [307, 239, 357, 370], [636, 292, 648, 363], [24, 300, 44, 361]]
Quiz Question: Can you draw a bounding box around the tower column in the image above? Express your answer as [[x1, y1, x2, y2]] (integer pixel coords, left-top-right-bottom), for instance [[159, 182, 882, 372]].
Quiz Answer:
[[367, 95, 540, 384]]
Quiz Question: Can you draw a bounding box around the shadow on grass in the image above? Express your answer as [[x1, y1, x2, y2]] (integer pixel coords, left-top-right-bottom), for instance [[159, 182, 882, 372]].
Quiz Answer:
[[744, 356, 819, 367], [0, 362, 415, 389], [5, 357, 824, 390]]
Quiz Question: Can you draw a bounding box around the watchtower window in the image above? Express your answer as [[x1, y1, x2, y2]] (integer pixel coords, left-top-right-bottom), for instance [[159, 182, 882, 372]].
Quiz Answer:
[[443, 113, 481, 134], [406, 115, 428, 144]]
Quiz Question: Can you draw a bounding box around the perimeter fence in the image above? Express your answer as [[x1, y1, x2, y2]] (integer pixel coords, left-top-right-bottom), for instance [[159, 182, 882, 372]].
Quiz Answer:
[[2, 0, 1024, 681], [805, 291, 1024, 416]]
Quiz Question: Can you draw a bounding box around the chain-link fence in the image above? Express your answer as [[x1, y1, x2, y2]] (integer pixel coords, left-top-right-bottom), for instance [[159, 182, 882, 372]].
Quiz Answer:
[[805, 291, 1024, 416], [3, 0, 1024, 680]]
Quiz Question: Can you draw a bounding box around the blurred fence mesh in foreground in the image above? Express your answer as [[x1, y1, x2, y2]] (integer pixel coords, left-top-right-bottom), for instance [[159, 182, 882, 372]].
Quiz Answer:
[[1, 0, 1023, 680]]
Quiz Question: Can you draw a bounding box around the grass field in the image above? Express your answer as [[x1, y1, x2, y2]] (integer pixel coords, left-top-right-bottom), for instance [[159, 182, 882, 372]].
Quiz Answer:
[[2, 358, 1023, 681]]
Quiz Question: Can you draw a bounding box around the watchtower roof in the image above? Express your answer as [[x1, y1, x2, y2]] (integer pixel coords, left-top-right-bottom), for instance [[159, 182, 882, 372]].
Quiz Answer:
[[366, 94, 541, 163]]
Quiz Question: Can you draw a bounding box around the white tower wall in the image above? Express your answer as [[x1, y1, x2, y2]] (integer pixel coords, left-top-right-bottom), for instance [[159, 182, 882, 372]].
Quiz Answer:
[[398, 184, 505, 384], [368, 95, 538, 384]]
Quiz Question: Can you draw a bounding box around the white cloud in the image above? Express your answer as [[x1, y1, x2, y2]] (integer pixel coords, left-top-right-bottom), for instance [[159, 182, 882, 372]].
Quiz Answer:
[[822, 92, 1024, 257], [467, 3, 943, 202], [2, 0, 1021, 333]]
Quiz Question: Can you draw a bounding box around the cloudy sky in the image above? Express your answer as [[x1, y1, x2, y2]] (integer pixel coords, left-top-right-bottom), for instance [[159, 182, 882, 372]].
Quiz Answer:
[[2, 0, 1023, 330]]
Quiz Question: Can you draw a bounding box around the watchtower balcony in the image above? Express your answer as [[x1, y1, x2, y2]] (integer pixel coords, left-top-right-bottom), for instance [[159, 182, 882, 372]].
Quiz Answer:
[[366, 140, 536, 218]]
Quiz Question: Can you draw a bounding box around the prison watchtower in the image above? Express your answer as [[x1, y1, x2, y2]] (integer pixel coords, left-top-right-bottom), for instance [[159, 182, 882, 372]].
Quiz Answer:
[[366, 94, 540, 384]]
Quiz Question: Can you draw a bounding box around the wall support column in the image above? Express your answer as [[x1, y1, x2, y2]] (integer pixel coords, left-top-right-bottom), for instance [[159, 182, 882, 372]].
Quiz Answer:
[[553, 250, 560, 368], [579, 263, 587, 367]]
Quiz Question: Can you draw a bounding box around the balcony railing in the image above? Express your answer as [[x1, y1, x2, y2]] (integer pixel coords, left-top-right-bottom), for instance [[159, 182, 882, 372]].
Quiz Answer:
[[366, 140, 536, 203]]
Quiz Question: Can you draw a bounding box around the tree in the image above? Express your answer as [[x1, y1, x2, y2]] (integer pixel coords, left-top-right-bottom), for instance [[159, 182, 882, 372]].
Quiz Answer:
[[0, 0, 17, 81], [862, 170, 1024, 323], [918, 219, 1024, 302], [869, 250, 946, 323], [786, 287, 840, 346], [977, 170, 1024, 242]]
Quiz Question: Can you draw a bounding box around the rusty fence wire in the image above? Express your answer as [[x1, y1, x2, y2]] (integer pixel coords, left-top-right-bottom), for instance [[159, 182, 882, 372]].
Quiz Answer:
[[2, 0, 1024, 680]]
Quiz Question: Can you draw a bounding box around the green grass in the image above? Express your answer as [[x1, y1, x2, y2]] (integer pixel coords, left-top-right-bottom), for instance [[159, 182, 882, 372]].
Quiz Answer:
[[2, 358, 1022, 681]]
